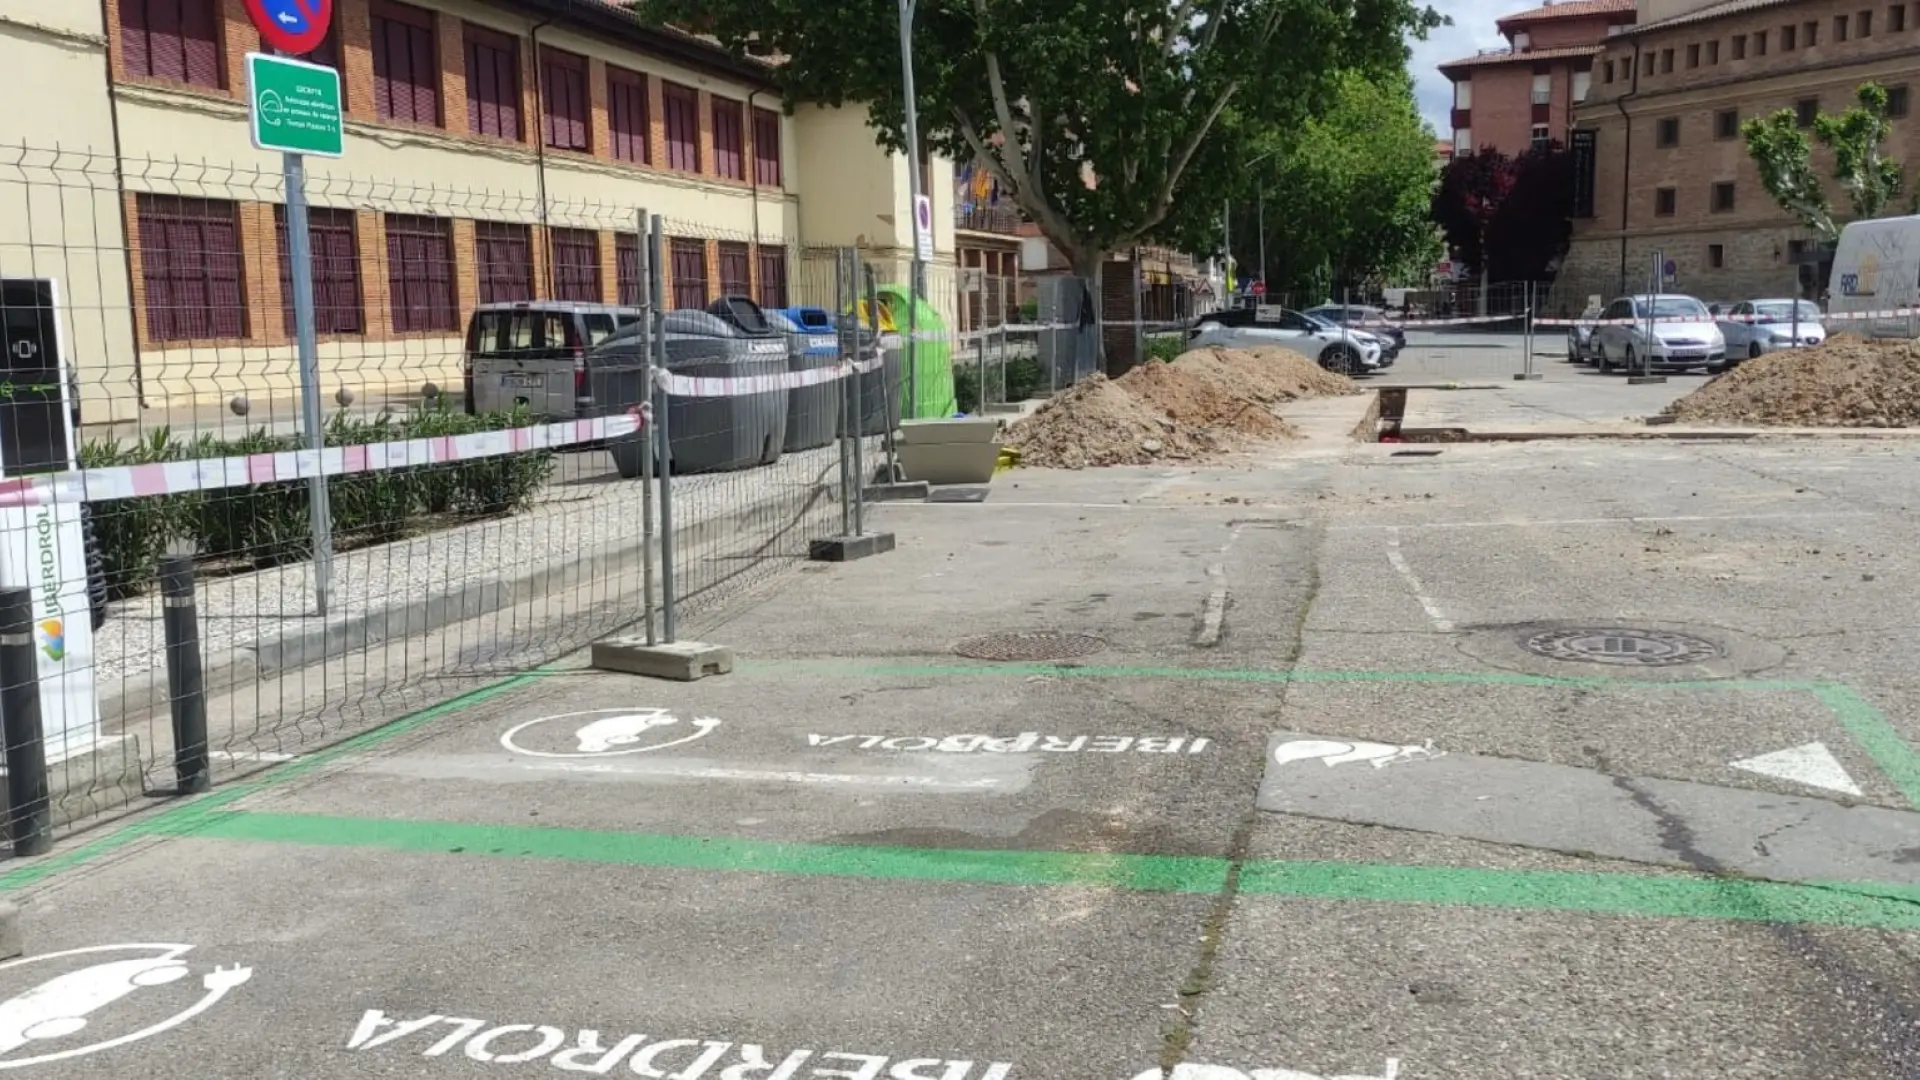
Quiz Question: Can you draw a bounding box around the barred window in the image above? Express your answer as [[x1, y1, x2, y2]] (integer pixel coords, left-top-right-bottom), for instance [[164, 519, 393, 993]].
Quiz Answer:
[[275, 206, 364, 335], [137, 195, 246, 342]]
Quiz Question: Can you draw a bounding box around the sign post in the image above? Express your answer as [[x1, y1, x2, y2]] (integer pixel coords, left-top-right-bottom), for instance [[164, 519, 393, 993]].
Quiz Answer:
[[243, 0, 342, 615]]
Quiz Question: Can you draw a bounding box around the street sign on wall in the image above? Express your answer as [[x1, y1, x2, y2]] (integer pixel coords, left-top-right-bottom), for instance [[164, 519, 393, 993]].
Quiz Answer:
[[247, 53, 344, 157], [243, 0, 334, 55]]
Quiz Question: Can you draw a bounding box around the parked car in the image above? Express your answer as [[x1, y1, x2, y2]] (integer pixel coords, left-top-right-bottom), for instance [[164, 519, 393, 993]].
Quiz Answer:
[[463, 302, 644, 417], [1589, 294, 1726, 374], [1188, 307, 1385, 375], [1303, 304, 1405, 360], [1714, 299, 1825, 369]]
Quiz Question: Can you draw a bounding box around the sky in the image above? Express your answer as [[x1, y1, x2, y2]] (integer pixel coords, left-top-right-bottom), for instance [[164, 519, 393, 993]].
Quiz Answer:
[[1407, 0, 1510, 136]]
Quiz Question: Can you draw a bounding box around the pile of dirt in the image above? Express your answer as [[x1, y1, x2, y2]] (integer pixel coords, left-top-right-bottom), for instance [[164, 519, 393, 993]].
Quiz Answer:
[[1666, 334, 1920, 427], [1005, 346, 1358, 469]]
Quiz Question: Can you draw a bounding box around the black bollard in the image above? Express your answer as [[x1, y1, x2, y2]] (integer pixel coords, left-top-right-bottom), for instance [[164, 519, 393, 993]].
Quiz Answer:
[[160, 556, 209, 795], [0, 587, 49, 856]]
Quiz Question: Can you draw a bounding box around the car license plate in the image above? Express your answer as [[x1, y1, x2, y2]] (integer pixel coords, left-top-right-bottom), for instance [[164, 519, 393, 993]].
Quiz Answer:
[[500, 373, 541, 389]]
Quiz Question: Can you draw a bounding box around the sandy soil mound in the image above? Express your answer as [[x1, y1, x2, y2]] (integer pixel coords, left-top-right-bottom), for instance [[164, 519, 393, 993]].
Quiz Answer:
[[1666, 334, 1920, 427], [1006, 347, 1358, 469]]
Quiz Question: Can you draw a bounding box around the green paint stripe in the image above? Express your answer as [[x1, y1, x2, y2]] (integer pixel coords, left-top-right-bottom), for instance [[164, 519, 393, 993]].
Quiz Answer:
[[759, 661, 1818, 694], [166, 810, 1920, 931], [0, 670, 550, 892], [1812, 683, 1920, 809]]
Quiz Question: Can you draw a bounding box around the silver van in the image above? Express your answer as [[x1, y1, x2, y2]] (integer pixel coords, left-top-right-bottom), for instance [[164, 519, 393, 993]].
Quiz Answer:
[[463, 302, 642, 417]]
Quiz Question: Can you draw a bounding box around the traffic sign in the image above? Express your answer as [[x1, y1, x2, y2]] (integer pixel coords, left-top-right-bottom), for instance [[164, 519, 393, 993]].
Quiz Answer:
[[913, 193, 934, 262], [1251, 279, 1266, 297], [243, 0, 333, 56], [247, 53, 344, 157]]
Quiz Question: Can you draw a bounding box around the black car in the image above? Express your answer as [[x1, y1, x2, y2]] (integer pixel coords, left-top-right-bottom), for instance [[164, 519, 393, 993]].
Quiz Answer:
[[1303, 305, 1405, 358]]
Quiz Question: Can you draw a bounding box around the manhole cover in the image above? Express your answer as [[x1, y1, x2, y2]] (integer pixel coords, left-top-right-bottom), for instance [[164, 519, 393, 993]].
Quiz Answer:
[[1521, 627, 1723, 667], [954, 631, 1107, 662]]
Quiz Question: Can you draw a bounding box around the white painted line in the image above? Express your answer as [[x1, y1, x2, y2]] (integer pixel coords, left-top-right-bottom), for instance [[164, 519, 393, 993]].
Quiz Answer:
[[209, 750, 296, 763], [1384, 528, 1454, 632], [1730, 742, 1863, 796], [1330, 511, 1871, 532], [512, 757, 1006, 790]]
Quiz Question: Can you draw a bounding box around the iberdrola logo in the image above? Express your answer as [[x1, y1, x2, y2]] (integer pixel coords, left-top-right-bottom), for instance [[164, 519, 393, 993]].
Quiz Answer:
[[38, 619, 64, 662]]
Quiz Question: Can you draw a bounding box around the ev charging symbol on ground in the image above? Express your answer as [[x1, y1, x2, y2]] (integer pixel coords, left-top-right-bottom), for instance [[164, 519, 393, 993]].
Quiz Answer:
[[500, 708, 722, 759], [0, 944, 252, 1069]]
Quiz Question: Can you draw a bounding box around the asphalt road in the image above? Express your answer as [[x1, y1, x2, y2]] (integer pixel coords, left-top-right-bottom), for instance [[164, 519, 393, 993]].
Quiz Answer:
[[4, 422, 1920, 1079]]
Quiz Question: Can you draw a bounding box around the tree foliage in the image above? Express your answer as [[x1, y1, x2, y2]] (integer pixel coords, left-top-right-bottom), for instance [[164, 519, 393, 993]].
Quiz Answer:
[[1742, 82, 1902, 241], [1430, 144, 1573, 282], [633, 0, 1442, 280], [1232, 69, 1442, 299]]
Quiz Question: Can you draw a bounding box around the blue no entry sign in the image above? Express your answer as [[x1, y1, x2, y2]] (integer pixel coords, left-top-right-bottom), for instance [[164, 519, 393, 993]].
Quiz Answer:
[[244, 0, 333, 55]]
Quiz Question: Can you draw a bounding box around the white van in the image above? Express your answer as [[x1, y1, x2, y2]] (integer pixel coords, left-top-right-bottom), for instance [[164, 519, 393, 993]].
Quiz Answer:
[[1828, 216, 1920, 337]]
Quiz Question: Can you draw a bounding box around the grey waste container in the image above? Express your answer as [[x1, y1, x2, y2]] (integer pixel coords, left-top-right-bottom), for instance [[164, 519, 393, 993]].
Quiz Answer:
[[664, 306, 788, 473], [767, 309, 842, 452], [585, 323, 654, 480]]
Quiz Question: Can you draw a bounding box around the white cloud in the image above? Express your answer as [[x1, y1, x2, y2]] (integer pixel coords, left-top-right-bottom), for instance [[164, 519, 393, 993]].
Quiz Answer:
[[1407, 0, 1512, 135]]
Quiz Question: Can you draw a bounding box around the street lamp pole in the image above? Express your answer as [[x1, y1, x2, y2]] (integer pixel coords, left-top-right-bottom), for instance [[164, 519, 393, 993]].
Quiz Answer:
[[897, 0, 925, 420]]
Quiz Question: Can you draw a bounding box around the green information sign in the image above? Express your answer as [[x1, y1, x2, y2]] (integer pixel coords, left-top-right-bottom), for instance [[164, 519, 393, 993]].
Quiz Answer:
[[246, 52, 344, 158]]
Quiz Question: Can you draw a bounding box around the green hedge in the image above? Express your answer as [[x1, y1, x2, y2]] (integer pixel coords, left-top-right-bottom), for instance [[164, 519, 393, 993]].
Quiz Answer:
[[954, 356, 1048, 414], [81, 403, 557, 599]]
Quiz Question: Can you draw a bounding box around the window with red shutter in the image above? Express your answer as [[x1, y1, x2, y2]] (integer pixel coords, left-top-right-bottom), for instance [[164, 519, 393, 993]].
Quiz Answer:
[[371, 2, 439, 126], [384, 214, 456, 333], [712, 98, 744, 181], [549, 229, 601, 303], [275, 206, 364, 336], [137, 194, 247, 342], [752, 108, 783, 187], [616, 233, 644, 305], [756, 247, 788, 310], [122, 0, 223, 89], [670, 238, 707, 309], [663, 82, 700, 172], [608, 67, 650, 164], [474, 222, 534, 304], [466, 26, 523, 141], [540, 47, 589, 152], [716, 242, 751, 296]]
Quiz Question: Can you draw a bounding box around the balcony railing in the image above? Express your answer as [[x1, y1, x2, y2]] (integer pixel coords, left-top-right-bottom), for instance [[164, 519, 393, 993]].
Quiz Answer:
[[955, 204, 1022, 234]]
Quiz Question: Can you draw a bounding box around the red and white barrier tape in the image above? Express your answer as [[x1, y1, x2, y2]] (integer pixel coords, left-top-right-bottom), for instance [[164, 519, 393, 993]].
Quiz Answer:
[[649, 352, 886, 398]]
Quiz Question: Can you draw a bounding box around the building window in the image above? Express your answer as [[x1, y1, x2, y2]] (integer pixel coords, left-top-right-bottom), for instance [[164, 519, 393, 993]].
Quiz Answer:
[[615, 232, 644, 306], [757, 246, 788, 309], [1454, 80, 1472, 108], [1712, 181, 1736, 212], [1806, 20, 1818, 45], [712, 97, 745, 181], [1660, 48, 1674, 73], [1657, 117, 1680, 147], [1860, 9, 1874, 34], [1604, 59, 1615, 82], [465, 25, 522, 141], [1797, 98, 1820, 126], [136, 194, 245, 342], [663, 82, 700, 172], [607, 67, 650, 164], [1573, 69, 1592, 102], [716, 241, 751, 296], [1715, 109, 1739, 138], [1782, 23, 1797, 48], [1890, 85, 1912, 117], [548, 228, 600, 303], [1708, 244, 1725, 269], [1453, 128, 1472, 155], [1732, 33, 1747, 58], [1531, 72, 1551, 105], [669, 238, 707, 309], [1513, 31, 1531, 50], [384, 214, 455, 333], [1530, 124, 1550, 149], [1836, 14, 1850, 40], [474, 221, 533, 304], [753, 107, 783, 186], [1655, 187, 1677, 216], [1707, 39, 1719, 62], [540, 47, 589, 152], [1893, 5, 1908, 32], [1686, 43, 1700, 67], [1756, 29, 1769, 54], [274, 206, 363, 336], [371, 1, 438, 126], [121, 0, 224, 88]]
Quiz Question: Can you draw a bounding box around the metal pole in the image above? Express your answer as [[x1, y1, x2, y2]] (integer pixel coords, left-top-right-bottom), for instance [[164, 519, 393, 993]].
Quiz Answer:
[[0, 587, 48, 856], [1222, 199, 1231, 302], [636, 209, 657, 647], [866, 263, 899, 482], [283, 154, 334, 617], [159, 555, 209, 794], [1645, 252, 1659, 378], [649, 214, 676, 644], [1524, 281, 1536, 379], [1257, 193, 1266, 301], [898, 0, 924, 420], [848, 255, 868, 536], [835, 250, 854, 536]]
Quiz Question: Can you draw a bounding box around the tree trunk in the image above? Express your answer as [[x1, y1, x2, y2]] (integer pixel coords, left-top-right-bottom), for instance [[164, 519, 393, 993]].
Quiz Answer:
[[1068, 248, 1123, 380]]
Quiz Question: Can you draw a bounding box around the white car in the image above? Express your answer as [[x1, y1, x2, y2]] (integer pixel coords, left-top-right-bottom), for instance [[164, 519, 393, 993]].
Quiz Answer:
[[1590, 294, 1727, 374], [1187, 307, 1384, 375], [1714, 299, 1825, 369]]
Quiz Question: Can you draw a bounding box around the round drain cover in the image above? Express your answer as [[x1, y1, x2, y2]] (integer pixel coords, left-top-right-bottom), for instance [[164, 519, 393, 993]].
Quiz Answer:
[[1521, 627, 1722, 667], [954, 631, 1108, 662]]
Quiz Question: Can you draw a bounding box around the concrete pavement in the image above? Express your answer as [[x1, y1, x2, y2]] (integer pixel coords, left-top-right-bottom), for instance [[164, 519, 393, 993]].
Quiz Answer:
[[1, 429, 1919, 1078]]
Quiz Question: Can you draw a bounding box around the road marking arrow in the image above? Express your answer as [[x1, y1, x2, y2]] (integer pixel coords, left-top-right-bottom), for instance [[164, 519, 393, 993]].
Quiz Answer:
[[1729, 742, 1862, 797]]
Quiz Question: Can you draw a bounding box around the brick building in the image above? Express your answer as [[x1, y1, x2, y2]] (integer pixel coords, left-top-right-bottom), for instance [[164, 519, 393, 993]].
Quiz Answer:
[[1442, 0, 1636, 157], [1560, 0, 1920, 307]]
